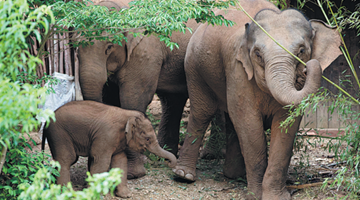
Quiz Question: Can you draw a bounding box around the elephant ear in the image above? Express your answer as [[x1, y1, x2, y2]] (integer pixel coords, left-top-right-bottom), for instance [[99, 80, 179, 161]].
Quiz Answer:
[[235, 23, 254, 80], [125, 116, 137, 145], [310, 19, 342, 72], [125, 31, 144, 61]]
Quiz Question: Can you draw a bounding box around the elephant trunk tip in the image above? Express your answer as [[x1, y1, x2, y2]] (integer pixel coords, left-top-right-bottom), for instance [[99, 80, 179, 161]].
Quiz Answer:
[[267, 58, 322, 107], [148, 143, 177, 168], [166, 154, 177, 168]]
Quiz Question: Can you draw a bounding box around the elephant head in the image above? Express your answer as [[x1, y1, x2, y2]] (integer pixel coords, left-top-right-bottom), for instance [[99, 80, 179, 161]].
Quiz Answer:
[[78, 0, 143, 103], [237, 9, 342, 106], [125, 114, 177, 168]]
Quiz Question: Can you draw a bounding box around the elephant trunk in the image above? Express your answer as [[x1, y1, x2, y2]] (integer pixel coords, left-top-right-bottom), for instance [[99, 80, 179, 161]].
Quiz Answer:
[[265, 59, 322, 107], [147, 142, 177, 168], [78, 51, 108, 102]]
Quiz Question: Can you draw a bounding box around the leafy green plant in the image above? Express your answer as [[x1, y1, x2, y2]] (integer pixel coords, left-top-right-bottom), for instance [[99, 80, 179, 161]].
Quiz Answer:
[[271, 0, 290, 9], [201, 114, 227, 160], [17, 72, 59, 92], [50, 0, 236, 50], [0, 0, 55, 173], [0, 138, 58, 199], [18, 162, 123, 200]]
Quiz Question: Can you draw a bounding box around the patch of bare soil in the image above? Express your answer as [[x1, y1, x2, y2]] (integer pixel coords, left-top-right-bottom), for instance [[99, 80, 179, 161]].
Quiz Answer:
[[27, 95, 351, 199]]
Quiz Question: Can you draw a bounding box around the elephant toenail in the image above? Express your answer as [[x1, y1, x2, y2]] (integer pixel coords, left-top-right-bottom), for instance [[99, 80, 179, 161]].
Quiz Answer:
[[185, 174, 194, 181], [176, 169, 185, 177]]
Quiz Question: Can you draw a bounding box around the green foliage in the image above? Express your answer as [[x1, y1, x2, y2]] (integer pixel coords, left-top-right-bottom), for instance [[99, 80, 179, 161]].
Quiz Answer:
[[17, 72, 59, 92], [0, 0, 56, 198], [340, 6, 360, 34], [0, 0, 53, 80], [51, 0, 236, 50], [202, 114, 227, 160], [0, 0, 55, 152], [271, 0, 290, 10], [18, 163, 123, 200], [0, 139, 58, 199]]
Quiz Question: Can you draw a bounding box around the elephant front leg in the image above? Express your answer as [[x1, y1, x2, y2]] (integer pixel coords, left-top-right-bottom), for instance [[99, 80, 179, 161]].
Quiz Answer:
[[111, 152, 131, 198], [119, 81, 157, 179], [174, 100, 217, 181], [261, 115, 300, 200], [157, 93, 188, 156], [228, 106, 267, 199], [173, 115, 208, 181]]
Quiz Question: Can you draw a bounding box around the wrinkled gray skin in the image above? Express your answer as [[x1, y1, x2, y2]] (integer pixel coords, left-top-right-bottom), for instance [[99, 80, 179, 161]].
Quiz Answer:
[[78, 0, 199, 179], [43, 100, 177, 198], [174, 0, 342, 199]]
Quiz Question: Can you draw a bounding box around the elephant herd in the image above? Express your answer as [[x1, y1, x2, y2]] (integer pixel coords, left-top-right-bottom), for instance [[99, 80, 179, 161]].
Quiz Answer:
[[46, 0, 342, 199]]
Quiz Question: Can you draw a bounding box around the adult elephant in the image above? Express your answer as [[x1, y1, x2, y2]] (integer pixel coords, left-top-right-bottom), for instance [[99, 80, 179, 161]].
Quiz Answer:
[[78, 0, 199, 179], [174, 0, 342, 199]]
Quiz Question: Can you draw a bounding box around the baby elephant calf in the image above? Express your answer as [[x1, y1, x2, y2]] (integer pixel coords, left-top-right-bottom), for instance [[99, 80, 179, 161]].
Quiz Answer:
[[42, 100, 177, 198]]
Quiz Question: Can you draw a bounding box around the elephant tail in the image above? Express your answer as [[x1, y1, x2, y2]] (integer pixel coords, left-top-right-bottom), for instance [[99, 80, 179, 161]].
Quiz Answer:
[[41, 125, 47, 165]]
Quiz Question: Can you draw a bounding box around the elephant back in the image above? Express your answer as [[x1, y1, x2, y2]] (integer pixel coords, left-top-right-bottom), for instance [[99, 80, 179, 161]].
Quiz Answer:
[[96, 0, 130, 11]]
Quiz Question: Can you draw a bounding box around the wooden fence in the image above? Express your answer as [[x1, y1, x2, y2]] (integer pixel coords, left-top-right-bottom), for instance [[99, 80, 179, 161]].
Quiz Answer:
[[29, 29, 83, 100], [300, 102, 360, 129]]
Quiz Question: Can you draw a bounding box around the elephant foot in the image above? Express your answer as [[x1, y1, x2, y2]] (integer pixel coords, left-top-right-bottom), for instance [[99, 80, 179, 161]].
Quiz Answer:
[[223, 158, 246, 180], [116, 186, 132, 198], [172, 165, 196, 182], [262, 188, 291, 200], [199, 147, 226, 160], [127, 154, 147, 179]]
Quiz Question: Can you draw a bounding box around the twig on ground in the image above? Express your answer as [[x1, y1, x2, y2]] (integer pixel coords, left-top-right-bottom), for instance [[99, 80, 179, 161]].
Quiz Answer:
[[286, 180, 334, 189]]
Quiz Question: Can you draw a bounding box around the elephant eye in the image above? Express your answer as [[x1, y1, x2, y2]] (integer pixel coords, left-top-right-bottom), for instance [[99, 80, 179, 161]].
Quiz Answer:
[[255, 50, 262, 59], [146, 137, 150, 141], [105, 44, 114, 55], [254, 50, 263, 64], [298, 47, 305, 56]]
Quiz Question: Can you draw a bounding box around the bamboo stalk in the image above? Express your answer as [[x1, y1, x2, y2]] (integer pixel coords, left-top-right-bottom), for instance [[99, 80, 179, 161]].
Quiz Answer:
[[59, 33, 64, 74], [54, 31, 59, 73], [47, 39, 53, 75], [64, 32, 71, 76], [32, 36, 44, 79]]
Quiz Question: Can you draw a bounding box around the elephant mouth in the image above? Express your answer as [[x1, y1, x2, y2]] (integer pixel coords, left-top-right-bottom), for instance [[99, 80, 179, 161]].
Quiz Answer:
[[139, 147, 146, 154]]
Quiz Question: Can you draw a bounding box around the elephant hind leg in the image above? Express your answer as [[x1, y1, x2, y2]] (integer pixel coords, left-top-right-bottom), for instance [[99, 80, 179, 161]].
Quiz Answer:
[[157, 92, 188, 156], [223, 113, 246, 179], [50, 144, 77, 185]]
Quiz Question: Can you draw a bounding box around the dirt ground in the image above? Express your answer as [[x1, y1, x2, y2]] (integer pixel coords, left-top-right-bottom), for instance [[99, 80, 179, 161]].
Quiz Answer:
[[29, 95, 352, 200]]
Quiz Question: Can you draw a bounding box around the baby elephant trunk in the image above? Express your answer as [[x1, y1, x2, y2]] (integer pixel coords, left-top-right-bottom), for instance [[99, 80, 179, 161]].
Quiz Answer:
[[148, 142, 177, 168]]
